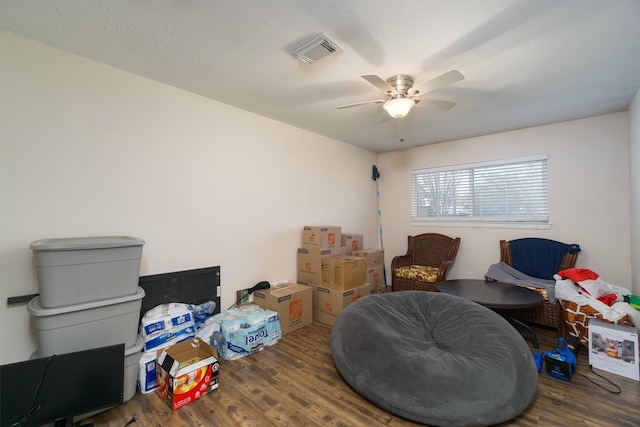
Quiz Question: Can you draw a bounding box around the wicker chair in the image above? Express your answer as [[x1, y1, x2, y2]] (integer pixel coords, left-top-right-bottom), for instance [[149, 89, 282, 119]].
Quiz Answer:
[[487, 238, 581, 336], [391, 233, 461, 292]]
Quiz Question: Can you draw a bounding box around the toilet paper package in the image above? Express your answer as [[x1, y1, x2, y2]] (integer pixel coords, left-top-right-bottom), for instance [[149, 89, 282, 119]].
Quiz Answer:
[[202, 304, 281, 360]]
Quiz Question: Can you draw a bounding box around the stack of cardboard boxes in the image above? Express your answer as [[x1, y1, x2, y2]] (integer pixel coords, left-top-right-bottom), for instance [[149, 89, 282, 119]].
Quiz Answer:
[[341, 232, 363, 255], [353, 248, 386, 294], [296, 226, 385, 326]]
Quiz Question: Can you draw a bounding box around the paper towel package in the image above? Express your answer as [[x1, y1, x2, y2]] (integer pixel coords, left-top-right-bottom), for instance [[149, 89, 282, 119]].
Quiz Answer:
[[138, 350, 158, 394], [140, 303, 196, 352]]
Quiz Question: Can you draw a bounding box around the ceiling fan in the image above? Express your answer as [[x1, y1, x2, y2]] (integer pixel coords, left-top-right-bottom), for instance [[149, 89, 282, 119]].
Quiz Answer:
[[337, 70, 464, 119]]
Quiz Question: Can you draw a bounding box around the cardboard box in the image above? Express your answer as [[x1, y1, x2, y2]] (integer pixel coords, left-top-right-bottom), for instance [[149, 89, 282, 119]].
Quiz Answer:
[[155, 338, 220, 410], [315, 283, 371, 326], [589, 319, 639, 381], [341, 233, 363, 255], [366, 265, 385, 293], [303, 226, 341, 249], [253, 283, 312, 335], [297, 246, 346, 285], [352, 248, 384, 268], [321, 255, 366, 290], [305, 283, 320, 320]]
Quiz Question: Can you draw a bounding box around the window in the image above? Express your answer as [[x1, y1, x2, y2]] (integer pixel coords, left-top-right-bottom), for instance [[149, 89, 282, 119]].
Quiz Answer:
[[411, 155, 548, 224]]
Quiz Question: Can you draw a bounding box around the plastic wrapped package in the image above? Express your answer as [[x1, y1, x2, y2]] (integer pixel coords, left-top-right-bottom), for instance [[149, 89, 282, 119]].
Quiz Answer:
[[201, 304, 281, 360], [190, 300, 217, 328], [140, 303, 196, 351]]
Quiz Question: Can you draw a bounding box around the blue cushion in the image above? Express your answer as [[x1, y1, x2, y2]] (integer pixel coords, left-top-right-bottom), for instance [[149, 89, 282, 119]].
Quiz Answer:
[[510, 238, 580, 280]]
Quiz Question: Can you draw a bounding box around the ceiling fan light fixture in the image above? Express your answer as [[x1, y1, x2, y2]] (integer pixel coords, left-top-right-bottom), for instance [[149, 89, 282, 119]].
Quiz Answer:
[[383, 97, 415, 118]]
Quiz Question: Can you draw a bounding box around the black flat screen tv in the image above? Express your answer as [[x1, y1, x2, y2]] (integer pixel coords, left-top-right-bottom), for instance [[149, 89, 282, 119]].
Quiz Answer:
[[0, 343, 124, 427]]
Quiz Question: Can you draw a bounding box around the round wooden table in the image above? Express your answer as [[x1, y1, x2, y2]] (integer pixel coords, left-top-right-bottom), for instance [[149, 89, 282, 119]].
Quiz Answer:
[[436, 279, 544, 347]]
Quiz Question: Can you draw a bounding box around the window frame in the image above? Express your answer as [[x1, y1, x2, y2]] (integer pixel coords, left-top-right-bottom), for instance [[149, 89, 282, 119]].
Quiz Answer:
[[410, 154, 550, 229]]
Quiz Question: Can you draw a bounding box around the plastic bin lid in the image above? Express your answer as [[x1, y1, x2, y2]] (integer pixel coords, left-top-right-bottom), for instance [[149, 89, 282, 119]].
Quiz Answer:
[[30, 335, 143, 358], [30, 236, 145, 251], [127, 335, 144, 355], [27, 287, 145, 317]]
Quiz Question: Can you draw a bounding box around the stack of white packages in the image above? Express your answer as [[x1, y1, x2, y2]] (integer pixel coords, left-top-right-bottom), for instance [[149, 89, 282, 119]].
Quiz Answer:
[[140, 303, 197, 352], [199, 304, 281, 361], [138, 303, 197, 394]]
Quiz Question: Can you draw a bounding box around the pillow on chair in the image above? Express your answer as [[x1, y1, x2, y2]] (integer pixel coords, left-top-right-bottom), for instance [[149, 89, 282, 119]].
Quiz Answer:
[[394, 265, 440, 282]]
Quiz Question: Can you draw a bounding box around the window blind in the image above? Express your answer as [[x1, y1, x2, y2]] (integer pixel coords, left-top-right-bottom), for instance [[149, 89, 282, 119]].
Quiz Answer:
[[411, 155, 548, 223]]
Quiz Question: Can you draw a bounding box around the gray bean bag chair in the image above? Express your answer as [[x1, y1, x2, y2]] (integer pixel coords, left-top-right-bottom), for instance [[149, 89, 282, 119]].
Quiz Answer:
[[330, 291, 538, 426]]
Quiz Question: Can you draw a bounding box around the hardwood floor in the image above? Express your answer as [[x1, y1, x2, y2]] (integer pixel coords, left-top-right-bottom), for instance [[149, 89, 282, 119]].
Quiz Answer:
[[87, 321, 640, 427]]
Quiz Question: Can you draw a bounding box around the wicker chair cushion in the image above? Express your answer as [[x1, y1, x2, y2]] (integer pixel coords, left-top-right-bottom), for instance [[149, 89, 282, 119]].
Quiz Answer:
[[331, 292, 538, 427], [394, 265, 440, 283]]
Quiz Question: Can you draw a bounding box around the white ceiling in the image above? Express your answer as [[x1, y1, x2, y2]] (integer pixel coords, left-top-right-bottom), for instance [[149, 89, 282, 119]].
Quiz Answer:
[[1, 0, 639, 153]]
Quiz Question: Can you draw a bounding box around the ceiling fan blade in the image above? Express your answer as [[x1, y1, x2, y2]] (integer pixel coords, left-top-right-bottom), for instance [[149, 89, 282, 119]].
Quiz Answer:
[[336, 99, 385, 109], [411, 70, 464, 95], [361, 75, 394, 94], [417, 98, 457, 111]]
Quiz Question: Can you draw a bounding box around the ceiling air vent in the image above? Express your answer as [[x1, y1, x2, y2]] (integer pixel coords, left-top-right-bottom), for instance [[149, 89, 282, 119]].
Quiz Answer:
[[290, 34, 342, 64]]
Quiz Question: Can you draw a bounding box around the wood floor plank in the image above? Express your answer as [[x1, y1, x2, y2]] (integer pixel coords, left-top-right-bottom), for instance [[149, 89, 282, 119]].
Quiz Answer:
[[87, 321, 640, 427]]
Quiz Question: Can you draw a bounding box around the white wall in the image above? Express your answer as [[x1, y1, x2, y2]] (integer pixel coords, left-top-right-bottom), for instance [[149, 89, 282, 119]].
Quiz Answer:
[[378, 113, 632, 290], [0, 31, 378, 364], [629, 88, 640, 295], [2, 29, 636, 365]]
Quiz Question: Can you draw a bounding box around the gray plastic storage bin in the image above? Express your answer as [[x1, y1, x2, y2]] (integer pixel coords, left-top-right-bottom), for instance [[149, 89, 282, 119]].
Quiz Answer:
[[30, 236, 145, 308], [123, 335, 144, 402], [28, 287, 145, 356]]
